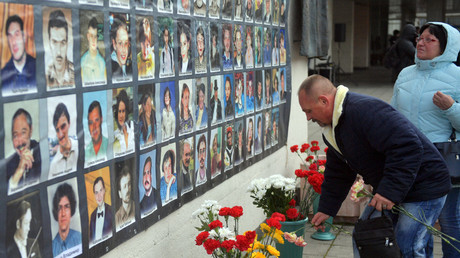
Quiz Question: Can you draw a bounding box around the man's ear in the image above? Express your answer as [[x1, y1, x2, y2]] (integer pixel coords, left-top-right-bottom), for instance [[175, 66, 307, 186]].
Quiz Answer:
[[318, 95, 328, 105]]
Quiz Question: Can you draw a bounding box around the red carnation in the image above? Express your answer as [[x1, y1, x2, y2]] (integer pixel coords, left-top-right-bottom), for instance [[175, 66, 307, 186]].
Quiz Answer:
[[230, 206, 244, 218], [290, 145, 299, 153], [208, 220, 223, 230], [271, 212, 286, 222], [306, 155, 314, 162], [295, 169, 306, 178], [221, 240, 236, 252], [311, 140, 319, 146], [300, 143, 310, 153], [203, 239, 221, 254], [309, 163, 318, 171], [318, 159, 326, 166], [324, 147, 328, 153], [308, 173, 324, 194], [289, 199, 296, 207], [195, 231, 210, 245], [235, 235, 251, 251], [306, 170, 316, 177], [219, 207, 232, 216], [311, 145, 321, 152], [245, 230, 257, 242], [286, 208, 299, 220], [267, 217, 282, 229]]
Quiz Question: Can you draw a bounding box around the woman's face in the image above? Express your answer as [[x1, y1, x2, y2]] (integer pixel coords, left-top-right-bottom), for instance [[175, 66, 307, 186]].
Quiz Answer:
[[144, 97, 152, 119], [182, 89, 190, 111], [197, 32, 205, 57], [246, 33, 252, 48], [198, 90, 205, 109], [213, 137, 218, 153], [163, 157, 172, 180], [180, 32, 189, 60], [416, 29, 442, 60], [165, 90, 171, 107], [225, 80, 231, 100], [118, 100, 126, 127], [248, 121, 253, 140]]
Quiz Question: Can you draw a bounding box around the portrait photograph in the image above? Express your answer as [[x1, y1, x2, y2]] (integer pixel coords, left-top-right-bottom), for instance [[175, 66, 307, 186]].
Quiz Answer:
[[158, 0, 173, 13], [208, 0, 220, 18], [254, 113, 263, 155], [179, 79, 195, 135], [222, 0, 232, 20], [160, 143, 178, 205], [209, 23, 221, 72], [224, 124, 234, 171], [245, 26, 254, 69], [263, 27, 272, 67], [4, 99, 42, 196], [280, 29, 286, 65], [233, 25, 244, 70], [234, 72, 245, 118], [179, 137, 195, 195], [6, 191, 43, 258], [83, 90, 109, 168], [195, 132, 208, 187], [194, 0, 207, 17], [222, 24, 233, 71], [139, 150, 158, 218], [263, 110, 272, 151], [137, 16, 155, 80], [47, 94, 78, 180], [271, 108, 279, 146], [84, 167, 113, 248], [43, 7, 75, 91], [110, 12, 133, 84], [272, 29, 280, 66], [279, 67, 287, 102], [80, 11, 107, 87], [109, 0, 130, 8], [245, 0, 254, 22], [195, 21, 208, 74], [47, 177, 83, 258], [254, 0, 263, 23], [138, 84, 157, 149], [178, 0, 191, 15], [272, 68, 280, 105], [245, 71, 255, 113], [264, 68, 272, 108], [136, 0, 153, 10], [272, 0, 280, 25], [264, 0, 272, 24], [235, 0, 243, 21], [177, 19, 192, 76], [254, 26, 263, 68], [234, 119, 245, 165], [210, 75, 223, 125], [194, 77, 208, 130], [159, 81, 177, 142], [114, 158, 136, 232], [79, 0, 103, 6], [1, 3, 37, 97], [246, 116, 255, 158], [158, 17, 175, 78], [280, 0, 286, 26], [112, 87, 135, 157], [210, 127, 222, 179], [223, 74, 234, 121], [255, 70, 264, 111]]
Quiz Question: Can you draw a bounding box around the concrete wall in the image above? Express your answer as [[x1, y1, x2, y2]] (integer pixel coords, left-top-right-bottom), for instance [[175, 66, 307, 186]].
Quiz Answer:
[[332, 0, 355, 73], [103, 0, 310, 256], [353, 2, 370, 68]]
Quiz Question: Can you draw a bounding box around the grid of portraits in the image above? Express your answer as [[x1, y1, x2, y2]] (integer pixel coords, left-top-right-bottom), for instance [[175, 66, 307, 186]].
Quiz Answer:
[[0, 0, 290, 257]]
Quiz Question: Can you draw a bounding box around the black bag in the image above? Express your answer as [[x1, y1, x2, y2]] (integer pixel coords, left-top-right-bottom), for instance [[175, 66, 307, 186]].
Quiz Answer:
[[353, 209, 402, 258], [383, 44, 400, 69], [434, 129, 460, 185]]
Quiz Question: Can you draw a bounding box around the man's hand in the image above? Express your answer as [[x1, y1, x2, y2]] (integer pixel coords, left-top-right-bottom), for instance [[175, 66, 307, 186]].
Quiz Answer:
[[311, 212, 330, 231], [12, 148, 34, 184], [433, 91, 454, 110], [368, 193, 394, 211]]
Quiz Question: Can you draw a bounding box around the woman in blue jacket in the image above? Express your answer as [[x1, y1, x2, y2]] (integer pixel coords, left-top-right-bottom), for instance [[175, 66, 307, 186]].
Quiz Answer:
[[391, 22, 460, 257]]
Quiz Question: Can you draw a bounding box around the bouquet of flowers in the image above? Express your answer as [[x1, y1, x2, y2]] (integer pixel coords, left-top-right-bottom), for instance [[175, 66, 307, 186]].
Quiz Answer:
[[192, 200, 287, 257]]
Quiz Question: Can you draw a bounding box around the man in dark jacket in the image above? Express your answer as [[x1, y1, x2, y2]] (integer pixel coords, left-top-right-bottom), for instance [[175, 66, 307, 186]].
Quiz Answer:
[[392, 24, 417, 82], [301, 75, 451, 257]]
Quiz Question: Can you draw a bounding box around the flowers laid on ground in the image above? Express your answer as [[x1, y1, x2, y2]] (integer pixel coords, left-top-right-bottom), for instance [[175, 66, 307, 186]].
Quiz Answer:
[[193, 200, 286, 257]]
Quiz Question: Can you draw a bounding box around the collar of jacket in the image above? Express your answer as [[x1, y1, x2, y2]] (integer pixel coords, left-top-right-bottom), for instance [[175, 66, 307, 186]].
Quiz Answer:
[[323, 85, 349, 155]]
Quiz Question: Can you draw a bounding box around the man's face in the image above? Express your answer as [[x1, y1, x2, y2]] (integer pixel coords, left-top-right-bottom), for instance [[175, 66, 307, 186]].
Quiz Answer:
[[265, 0, 270, 12], [182, 89, 190, 110], [113, 27, 129, 66], [197, 33, 204, 57], [227, 131, 232, 147], [198, 141, 206, 169], [225, 80, 231, 100], [118, 174, 131, 204], [265, 77, 271, 97], [224, 30, 231, 53], [7, 21, 26, 62], [58, 196, 71, 233], [298, 89, 331, 127], [182, 143, 191, 167], [257, 81, 262, 96], [87, 26, 98, 53], [12, 113, 32, 156], [182, 0, 189, 9], [94, 180, 106, 208], [180, 32, 189, 60], [163, 157, 172, 180], [117, 101, 126, 128], [17, 208, 31, 240], [143, 161, 152, 192], [164, 90, 171, 107], [198, 90, 205, 109], [88, 107, 102, 145], [247, 81, 253, 97], [49, 27, 68, 72], [236, 31, 242, 55], [55, 114, 70, 149]]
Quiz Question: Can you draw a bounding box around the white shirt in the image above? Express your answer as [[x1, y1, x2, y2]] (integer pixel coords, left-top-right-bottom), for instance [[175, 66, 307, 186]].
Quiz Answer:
[[95, 205, 106, 241], [114, 120, 135, 155], [49, 138, 79, 179], [13, 235, 27, 258]]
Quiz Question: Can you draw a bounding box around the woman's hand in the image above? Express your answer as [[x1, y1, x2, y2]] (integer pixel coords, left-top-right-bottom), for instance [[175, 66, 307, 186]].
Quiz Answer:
[[433, 91, 454, 110]]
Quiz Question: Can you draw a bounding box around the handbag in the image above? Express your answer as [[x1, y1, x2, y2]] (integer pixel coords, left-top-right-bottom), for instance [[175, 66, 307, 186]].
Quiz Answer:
[[434, 129, 460, 185], [353, 209, 402, 258]]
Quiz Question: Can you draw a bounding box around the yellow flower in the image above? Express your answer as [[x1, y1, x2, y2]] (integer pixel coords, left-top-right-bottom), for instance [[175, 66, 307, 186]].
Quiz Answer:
[[248, 241, 265, 252], [260, 223, 271, 233], [266, 245, 280, 257], [273, 230, 285, 244], [251, 252, 267, 258]]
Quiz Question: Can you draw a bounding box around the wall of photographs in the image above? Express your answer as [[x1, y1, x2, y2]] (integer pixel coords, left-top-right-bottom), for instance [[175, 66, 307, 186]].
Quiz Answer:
[[0, 0, 291, 257]]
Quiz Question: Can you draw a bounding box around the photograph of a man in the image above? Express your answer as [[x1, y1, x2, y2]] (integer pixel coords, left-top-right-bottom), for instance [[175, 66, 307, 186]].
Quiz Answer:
[[48, 96, 78, 179], [246, 71, 255, 113], [234, 121, 244, 165], [115, 160, 136, 231], [271, 108, 279, 146], [160, 145, 178, 205], [263, 110, 272, 150], [6, 105, 41, 195], [255, 70, 264, 110], [222, 0, 232, 19], [224, 125, 234, 171], [209, 0, 219, 18], [254, 114, 263, 154], [210, 127, 222, 178], [159, 18, 174, 78], [88, 176, 113, 246], [43, 8, 75, 90], [1, 13, 37, 97], [48, 180, 82, 257], [254, 0, 263, 23], [195, 133, 207, 186], [84, 91, 109, 168], [195, 23, 207, 74], [180, 138, 194, 194], [137, 16, 155, 80], [195, 81, 208, 129], [263, 28, 271, 66], [139, 153, 157, 218], [234, 25, 244, 69], [80, 13, 107, 87], [194, 0, 206, 16], [6, 196, 43, 258], [264, 0, 271, 23], [264, 69, 272, 107], [279, 68, 286, 102], [110, 13, 132, 83], [222, 24, 233, 70], [210, 75, 223, 124], [223, 75, 234, 120]]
